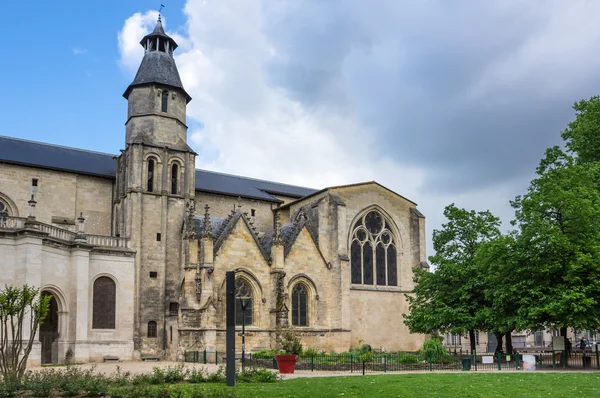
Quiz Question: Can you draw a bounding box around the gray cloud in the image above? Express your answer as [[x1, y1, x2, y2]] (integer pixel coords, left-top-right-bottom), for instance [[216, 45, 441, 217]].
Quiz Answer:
[[257, 0, 600, 193]]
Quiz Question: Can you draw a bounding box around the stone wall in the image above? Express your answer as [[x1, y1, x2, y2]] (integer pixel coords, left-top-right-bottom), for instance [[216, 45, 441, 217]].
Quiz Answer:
[[0, 228, 135, 364], [195, 192, 276, 234], [0, 163, 113, 235]]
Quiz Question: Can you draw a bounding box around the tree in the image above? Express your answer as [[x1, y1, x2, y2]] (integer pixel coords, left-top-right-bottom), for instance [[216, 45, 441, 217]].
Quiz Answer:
[[404, 204, 501, 352], [511, 147, 600, 337], [475, 233, 526, 354], [0, 285, 50, 382], [561, 96, 600, 164]]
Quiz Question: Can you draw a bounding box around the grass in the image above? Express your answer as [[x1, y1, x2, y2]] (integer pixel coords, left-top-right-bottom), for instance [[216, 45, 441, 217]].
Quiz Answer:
[[165, 372, 600, 397]]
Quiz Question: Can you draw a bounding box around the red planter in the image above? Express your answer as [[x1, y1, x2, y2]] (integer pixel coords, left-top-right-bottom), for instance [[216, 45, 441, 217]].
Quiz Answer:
[[275, 354, 299, 374]]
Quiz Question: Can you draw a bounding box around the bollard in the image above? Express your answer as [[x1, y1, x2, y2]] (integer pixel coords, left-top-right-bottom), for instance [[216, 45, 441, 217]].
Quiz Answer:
[[362, 360, 366, 375], [497, 353, 502, 371], [203, 350, 207, 364]]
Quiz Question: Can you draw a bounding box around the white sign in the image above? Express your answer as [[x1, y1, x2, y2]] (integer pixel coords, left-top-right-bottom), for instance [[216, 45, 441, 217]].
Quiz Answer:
[[482, 356, 494, 364]]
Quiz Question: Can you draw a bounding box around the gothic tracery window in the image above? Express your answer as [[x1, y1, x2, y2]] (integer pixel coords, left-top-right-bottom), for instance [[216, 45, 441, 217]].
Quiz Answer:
[[350, 210, 398, 286], [291, 284, 308, 326], [235, 279, 253, 326], [92, 277, 116, 329]]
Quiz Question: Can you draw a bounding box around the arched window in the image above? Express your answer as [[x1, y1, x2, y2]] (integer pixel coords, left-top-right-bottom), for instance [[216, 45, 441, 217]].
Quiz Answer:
[[147, 159, 155, 192], [235, 279, 253, 326], [0, 200, 8, 217], [161, 90, 168, 113], [92, 277, 116, 329], [171, 163, 178, 195], [291, 284, 308, 326], [350, 210, 398, 286], [148, 321, 157, 338]]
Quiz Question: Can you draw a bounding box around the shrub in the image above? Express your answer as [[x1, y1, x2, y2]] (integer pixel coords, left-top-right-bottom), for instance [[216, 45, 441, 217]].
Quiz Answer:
[[275, 328, 303, 355], [236, 367, 278, 383], [187, 367, 207, 384], [250, 349, 277, 359], [163, 364, 188, 383], [206, 366, 226, 383], [420, 337, 447, 362]]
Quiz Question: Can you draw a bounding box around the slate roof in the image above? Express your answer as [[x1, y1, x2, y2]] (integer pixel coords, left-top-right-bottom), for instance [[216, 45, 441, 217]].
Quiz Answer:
[[0, 136, 117, 178], [194, 169, 316, 202], [140, 17, 177, 50], [123, 51, 191, 102], [0, 136, 317, 202]]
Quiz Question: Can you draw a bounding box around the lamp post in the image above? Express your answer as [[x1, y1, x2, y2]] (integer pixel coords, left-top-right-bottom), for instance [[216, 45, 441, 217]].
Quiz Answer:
[[240, 296, 251, 372]]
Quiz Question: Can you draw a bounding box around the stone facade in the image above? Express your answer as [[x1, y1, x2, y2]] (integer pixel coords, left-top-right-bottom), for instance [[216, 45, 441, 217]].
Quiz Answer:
[[0, 16, 429, 364]]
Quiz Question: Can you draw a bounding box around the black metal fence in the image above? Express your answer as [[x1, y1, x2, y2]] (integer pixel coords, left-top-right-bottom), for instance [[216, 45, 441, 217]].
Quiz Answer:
[[184, 347, 600, 373]]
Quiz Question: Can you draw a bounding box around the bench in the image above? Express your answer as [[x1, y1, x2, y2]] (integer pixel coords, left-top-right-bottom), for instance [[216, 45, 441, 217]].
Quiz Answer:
[[103, 355, 120, 362], [141, 356, 161, 362]]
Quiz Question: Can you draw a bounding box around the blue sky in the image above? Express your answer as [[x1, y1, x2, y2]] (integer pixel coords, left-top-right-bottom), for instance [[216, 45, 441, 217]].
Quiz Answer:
[[2, 1, 187, 154], [4, 1, 600, 252]]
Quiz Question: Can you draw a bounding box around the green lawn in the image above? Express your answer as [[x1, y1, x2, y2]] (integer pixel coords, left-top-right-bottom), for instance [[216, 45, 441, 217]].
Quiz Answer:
[[134, 373, 600, 397]]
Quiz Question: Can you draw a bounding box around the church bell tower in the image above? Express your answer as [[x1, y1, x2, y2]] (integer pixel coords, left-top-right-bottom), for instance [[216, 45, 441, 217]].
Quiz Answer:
[[114, 15, 196, 358]]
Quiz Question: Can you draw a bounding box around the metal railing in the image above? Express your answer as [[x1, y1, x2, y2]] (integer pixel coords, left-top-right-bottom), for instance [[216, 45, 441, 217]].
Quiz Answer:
[[184, 348, 600, 373]]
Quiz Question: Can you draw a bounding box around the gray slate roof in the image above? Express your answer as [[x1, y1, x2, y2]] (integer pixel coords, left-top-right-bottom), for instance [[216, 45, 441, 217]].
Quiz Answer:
[[0, 136, 317, 202], [123, 51, 191, 102], [194, 169, 316, 202], [0, 136, 117, 178]]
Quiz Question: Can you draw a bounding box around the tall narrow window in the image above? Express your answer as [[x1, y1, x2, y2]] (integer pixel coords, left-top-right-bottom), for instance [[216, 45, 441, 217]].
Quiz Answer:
[[147, 159, 155, 192], [161, 90, 168, 112], [234, 279, 253, 326], [148, 321, 157, 338], [171, 164, 178, 195], [92, 277, 116, 329], [349, 210, 399, 286], [291, 284, 308, 326]]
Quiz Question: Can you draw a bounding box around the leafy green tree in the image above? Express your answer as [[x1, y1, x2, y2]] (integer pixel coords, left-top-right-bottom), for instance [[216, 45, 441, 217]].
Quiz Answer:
[[404, 204, 501, 352], [511, 146, 600, 336], [561, 96, 600, 164], [0, 285, 51, 382]]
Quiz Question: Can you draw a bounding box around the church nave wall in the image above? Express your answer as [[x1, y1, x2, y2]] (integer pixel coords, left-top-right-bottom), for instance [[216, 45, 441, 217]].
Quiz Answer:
[[0, 163, 113, 235]]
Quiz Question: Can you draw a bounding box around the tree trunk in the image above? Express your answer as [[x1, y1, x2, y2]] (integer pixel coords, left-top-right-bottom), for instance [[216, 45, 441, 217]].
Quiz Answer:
[[506, 332, 513, 354], [494, 332, 504, 354], [469, 329, 477, 353]]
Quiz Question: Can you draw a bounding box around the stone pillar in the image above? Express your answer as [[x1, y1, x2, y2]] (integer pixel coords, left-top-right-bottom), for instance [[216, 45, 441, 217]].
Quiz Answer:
[[71, 245, 91, 362]]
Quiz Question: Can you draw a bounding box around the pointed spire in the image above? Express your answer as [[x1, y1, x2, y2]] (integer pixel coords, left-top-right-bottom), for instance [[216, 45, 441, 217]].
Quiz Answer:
[[202, 204, 213, 239], [123, 13, 191, 103], [273, 212, 282, 246]]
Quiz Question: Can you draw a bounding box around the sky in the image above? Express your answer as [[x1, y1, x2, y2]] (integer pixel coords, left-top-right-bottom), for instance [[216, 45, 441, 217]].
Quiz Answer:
[[3, 0, 600, 257]]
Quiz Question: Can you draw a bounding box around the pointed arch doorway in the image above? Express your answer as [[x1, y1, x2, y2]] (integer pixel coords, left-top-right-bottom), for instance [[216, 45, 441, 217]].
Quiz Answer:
[[39, 292, 59, 364]]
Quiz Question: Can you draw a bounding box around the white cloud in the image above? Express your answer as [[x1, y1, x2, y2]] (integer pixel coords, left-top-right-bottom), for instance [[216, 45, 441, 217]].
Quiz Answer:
[[117, 1, 600, 257], [72, 47, 88, 55]]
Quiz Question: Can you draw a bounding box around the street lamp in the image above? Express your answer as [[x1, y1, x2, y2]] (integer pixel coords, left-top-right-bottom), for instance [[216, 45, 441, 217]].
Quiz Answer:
[[239, 296, 251, 372]]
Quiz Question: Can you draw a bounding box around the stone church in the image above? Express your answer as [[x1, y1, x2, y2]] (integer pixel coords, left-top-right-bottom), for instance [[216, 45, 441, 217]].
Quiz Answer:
[[0, 17, 428, 364]]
